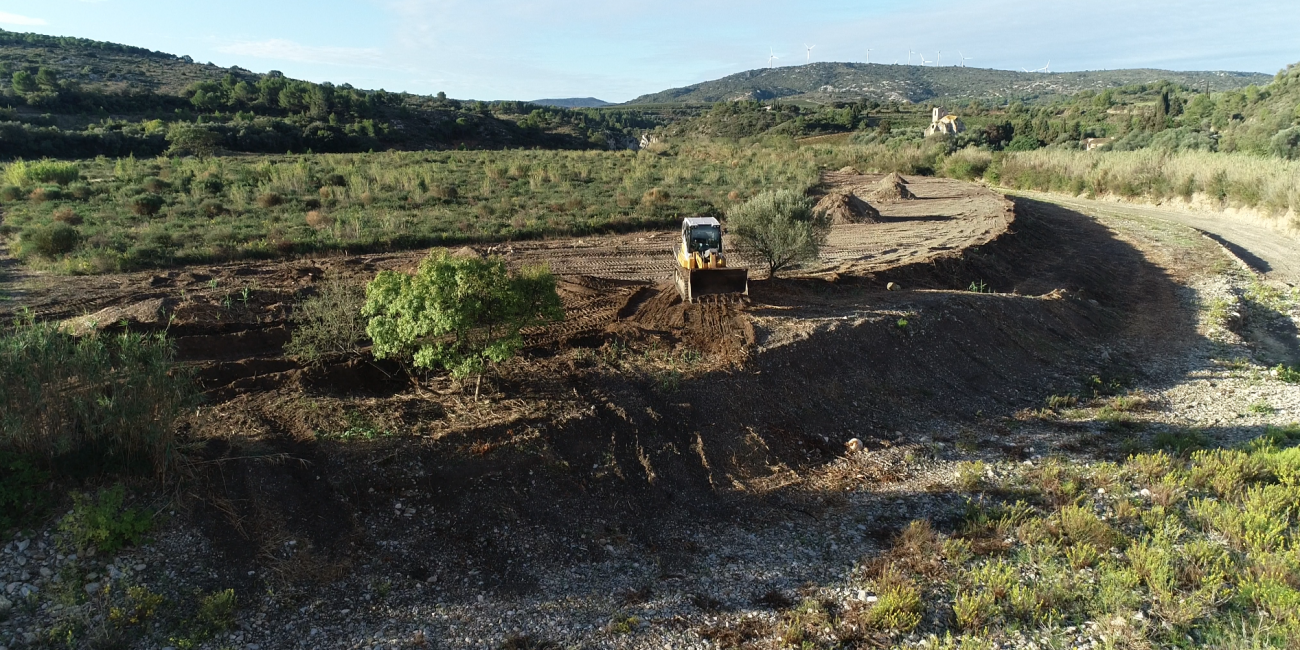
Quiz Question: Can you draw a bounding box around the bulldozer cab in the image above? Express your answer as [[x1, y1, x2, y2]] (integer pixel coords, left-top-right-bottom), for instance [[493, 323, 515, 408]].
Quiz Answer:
[[682, 217, 723, 256]]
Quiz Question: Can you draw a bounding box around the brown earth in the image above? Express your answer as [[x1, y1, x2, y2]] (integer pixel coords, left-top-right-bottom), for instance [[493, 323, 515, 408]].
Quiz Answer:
[[814, 190, 880, 225], [1, 179, 1220, 641]]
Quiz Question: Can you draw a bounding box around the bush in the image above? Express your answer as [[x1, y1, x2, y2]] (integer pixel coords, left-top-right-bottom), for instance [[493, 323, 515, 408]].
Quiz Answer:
[[165, 124, 221, 158], [68, 182, 94, 200], [1271, 127, 1300, 160], [256, 192, 283, 208], [322, 173, 347, 187], [52, 207, 83, 225], [57, 484, 153, 553], [199, 198, 224, 217], [21, 222, 80, 257], [141, 176, 169, 193], [364, 250, 564, 377], [285, 273, 369, 365], [1005, 135, 1041, 152], [196, 589, 238, 633], [304, 210, 332, 229], [131, 194, 164, 216], [0, 317, 195, 473], [29, 186, 63, 202], [0, 185, 20, 201], [727, 189, 830, 277]]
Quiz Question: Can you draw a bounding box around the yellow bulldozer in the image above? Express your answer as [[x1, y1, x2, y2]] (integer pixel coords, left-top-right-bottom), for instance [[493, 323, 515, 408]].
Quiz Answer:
[[674, 216, 749, 302]]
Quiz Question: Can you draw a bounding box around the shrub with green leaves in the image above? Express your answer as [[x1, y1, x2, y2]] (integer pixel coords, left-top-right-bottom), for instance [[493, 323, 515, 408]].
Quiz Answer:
[[726, 188, 830, 278], [0, 315, 195, 473], [364, 250, 564, 377], [58, 484, 153, 553], [285, 273, 369, 365], [19, 221, 80, 257]]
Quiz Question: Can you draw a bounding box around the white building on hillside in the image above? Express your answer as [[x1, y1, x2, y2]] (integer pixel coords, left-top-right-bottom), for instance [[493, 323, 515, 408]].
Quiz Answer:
[[926, 107, 965, 136]]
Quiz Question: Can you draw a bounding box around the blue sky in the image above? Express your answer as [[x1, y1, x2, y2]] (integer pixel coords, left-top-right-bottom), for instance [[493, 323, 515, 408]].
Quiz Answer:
[[1, 0, 1297, 102]]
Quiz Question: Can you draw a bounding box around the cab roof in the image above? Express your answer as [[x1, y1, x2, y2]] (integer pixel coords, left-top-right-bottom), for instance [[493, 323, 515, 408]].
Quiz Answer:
[[682, 216, 721, 228]]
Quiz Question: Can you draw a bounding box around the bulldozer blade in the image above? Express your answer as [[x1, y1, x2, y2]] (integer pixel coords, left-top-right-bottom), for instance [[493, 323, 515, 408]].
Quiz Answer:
[[676, 266, 749, 302]]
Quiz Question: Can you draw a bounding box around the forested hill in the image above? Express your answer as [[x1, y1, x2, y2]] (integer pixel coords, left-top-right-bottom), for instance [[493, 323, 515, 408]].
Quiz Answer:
[[628, 62, 1274, 105], [0, 30, 666, 159]]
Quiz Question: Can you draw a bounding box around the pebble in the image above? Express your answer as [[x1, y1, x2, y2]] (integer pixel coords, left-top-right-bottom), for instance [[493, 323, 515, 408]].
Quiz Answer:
[[84, 582, 101, 595]]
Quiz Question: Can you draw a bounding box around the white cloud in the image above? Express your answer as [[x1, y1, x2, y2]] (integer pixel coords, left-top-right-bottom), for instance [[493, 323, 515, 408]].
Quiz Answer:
[[0, 11, 47, 26], [216, 39, 383, 67]]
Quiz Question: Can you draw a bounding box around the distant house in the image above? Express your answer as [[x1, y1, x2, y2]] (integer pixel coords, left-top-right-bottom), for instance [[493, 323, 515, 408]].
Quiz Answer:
[[926, 108, 965, 136], [1083, 137, 1115, 151]]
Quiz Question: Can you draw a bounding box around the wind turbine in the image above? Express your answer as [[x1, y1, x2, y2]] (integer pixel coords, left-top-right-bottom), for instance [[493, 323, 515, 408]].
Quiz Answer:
[[937, 51, 942, 66], [958, 51, 971, 67], [865, 48, 873, 64], [919, 54, 932, 66], [768, 48, 779, 69], [805, 44, 816, 63], [908, 49, 914, 65]]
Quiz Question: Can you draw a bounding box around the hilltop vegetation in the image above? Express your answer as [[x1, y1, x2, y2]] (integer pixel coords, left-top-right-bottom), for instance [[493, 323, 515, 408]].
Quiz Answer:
[[629, 62, 1272, 105], [0, 30, 675, 158]]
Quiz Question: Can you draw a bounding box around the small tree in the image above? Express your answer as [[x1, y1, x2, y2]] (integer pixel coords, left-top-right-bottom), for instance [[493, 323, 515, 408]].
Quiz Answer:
[[363, 251, 563, 384], [727, 189, 830, 278], [165, 124, 221, 158]]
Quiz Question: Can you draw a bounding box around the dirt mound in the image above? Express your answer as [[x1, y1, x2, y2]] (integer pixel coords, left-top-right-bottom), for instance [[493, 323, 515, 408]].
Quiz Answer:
[[60, 297, 177, 335], [815, 191, 881, 225], [869, 175, 915, 201], [837, 166, 862, 175], [451, 246, 483, 259], [610, 283, 755, 364]]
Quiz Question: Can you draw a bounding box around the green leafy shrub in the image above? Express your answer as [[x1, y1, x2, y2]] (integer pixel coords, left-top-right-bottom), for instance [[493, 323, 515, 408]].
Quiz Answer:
[[21, 222, 80, 257], [285, 274, 369, 365], [256, 192, 283, 208], [196, 589, 237, 633], [58, 484, 153, 553], [727, 188, 830, 277], [0, 451, 49, 530], [364, 250, 564, 377], [141, 177, 169, 193], [0, 316, 195, 473], [130, 194, 164, 216], [0, 185, 20, 201]]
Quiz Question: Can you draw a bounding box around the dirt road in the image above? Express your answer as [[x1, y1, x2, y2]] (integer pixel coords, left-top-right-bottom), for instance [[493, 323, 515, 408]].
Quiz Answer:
[[1013, 190, 1300, 285]]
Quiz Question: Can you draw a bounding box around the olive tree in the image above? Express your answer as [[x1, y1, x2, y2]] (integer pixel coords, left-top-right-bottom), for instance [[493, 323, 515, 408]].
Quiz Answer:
[[727, 189, 830, 278], [363, 251, 563, 385]]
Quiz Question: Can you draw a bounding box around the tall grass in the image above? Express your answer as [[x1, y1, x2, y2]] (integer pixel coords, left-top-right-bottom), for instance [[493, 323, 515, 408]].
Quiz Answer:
[[996, 149, 1300, 216], [0, 316, 195, 474]]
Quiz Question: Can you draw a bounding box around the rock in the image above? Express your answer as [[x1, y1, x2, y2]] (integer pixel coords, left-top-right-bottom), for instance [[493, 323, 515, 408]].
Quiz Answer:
[[134, 563, 147, 571], [0, 594, 11, 611], [84, 582, 101, 595], [16, 539, 29, 552], [886, 282, 900, 291], [39, 567, 52, 578], [845, 438, 864, 453]]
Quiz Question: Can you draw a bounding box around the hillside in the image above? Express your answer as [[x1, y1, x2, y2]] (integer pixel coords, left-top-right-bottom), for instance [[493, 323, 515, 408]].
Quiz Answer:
[[628, 62, 1274, 105], [531, 98, 611, 108], [0, 30, 664, 159]]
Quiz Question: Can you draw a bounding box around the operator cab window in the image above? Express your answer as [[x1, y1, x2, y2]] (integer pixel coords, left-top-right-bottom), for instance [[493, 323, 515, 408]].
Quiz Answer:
[[689, 225, 722, 253]]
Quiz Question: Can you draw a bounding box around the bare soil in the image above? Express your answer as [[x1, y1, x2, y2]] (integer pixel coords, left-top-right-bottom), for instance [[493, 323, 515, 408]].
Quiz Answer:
[[7, 182, 1282, 650]]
